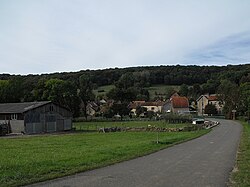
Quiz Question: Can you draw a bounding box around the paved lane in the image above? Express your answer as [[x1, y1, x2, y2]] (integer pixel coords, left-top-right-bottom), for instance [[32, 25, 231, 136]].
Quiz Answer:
[[28, 119, 242, 187]]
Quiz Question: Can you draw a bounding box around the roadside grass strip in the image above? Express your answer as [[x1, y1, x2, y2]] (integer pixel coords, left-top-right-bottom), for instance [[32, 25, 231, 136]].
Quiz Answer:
[[231, 121, 250, 186]]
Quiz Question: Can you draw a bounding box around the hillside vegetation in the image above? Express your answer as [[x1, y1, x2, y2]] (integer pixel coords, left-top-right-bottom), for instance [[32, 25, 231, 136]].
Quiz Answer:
[[0, 64, 249, 118]]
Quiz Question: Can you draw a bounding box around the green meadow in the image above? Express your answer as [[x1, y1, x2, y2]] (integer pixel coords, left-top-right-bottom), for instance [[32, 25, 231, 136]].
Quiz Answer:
[[0, 124, 208, 187]]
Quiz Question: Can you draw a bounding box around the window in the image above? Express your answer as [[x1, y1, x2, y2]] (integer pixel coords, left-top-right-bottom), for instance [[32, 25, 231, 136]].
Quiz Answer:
[[49, 105, 54, 112], [11, 114, 17, 120]]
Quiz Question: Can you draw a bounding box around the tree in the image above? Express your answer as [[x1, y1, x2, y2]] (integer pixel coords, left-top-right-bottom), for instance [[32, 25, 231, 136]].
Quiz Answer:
[[204, 103, 218, 116], [239, 82, 250, 118], [115, 72, 134, 89], [42, 79, 65, 102], [111, 103, 130, 120], [60, 81, 80, 117], [0, 80, 9, 103], [34, 78, 80, 117], [201, 79, 218, 94], [33, 78, 47, 101], [79, 75, 95, 119], [217, 80, 239, 119], [179, 84, 189, 97], [133, 71, 150, 88], [146, 111, 156, 120], [135, 106, 147, 116], [0, 77, 23, 103]]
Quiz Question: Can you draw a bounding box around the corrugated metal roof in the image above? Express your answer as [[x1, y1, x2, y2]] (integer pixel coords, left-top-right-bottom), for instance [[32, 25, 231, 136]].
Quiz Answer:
[[0, 101, 51, 114]]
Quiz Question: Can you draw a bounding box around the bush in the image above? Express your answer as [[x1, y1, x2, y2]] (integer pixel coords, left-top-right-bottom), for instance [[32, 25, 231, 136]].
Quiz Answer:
[[164, 113, 192, 124]]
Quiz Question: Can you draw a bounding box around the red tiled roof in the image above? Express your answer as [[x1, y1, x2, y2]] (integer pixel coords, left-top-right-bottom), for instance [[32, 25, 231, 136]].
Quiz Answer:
[[171, 97, 189, 108], [208, 96, 218, 101], [141, 101, 164, 107], [133, 101, 146, 105], [129, 101, 145, 109]]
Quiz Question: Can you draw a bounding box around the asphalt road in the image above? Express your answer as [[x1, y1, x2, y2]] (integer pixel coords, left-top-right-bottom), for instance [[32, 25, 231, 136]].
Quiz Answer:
[[28, 119, 242, 187]]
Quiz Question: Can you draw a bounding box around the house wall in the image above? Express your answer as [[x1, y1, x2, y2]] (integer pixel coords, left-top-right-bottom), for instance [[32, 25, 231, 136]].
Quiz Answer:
[[143, 105, 163, 113], [162, 102, 171, 113], [86, 106, 96, 116], [197, 96, 209, 116], [171, 108, 190, 114]]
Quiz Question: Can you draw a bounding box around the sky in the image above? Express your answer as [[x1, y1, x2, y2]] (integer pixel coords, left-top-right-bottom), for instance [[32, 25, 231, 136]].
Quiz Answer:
[[0, 0, 250, 75]]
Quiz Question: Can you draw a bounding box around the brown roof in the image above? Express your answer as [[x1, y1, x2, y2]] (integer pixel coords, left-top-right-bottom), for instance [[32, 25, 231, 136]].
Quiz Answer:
[[171, 97, 189, 108], [141, 101, 165, 107], [208, 96, 218, 101]]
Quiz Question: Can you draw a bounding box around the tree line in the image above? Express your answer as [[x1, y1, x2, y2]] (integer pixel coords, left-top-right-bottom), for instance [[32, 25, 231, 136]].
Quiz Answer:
[[0, 64, 249, 118]]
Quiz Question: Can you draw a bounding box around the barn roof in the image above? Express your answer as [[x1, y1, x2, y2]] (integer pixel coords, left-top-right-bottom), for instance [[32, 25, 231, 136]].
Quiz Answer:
[[0, 101, 51, 114], [171, 97, 189, 108]]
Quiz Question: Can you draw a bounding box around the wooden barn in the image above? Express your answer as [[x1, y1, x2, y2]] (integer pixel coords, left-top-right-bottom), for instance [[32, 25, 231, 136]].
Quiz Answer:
[[0, 101, 72, 134]]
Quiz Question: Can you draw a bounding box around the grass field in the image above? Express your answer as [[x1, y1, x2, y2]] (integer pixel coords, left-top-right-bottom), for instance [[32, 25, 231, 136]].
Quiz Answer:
[[0, 128, 208, 187], [93, 85, 115, 97], [73, 120, 189, 131], [92, 84, 180, 99], [147, 84, 180, 99], [231, 121, 250, 186]]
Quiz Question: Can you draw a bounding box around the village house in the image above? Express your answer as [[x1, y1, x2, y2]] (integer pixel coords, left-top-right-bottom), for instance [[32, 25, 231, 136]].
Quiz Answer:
[[86, 101, 99, 117], [169, 96, 190, 114], [162, 93, 190, 114], [0, 101, 72, 134], [196, 94, 223, 116], [129, 101, 165, 116]]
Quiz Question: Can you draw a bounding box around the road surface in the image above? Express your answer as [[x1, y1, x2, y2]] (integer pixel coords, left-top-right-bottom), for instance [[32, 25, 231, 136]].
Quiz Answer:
[[28, 119, 242, 187]]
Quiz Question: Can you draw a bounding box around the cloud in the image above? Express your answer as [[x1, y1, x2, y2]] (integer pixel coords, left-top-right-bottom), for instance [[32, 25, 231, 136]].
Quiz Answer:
[[0, 0, 250, 74], [185, 31, 250, 65]]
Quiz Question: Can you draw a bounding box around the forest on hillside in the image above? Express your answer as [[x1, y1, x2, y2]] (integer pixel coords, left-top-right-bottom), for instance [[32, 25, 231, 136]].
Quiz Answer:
[[0, 64, 249, 118]]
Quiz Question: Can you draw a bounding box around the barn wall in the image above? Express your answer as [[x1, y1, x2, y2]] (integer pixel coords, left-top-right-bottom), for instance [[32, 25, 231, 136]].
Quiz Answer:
[[0, 119, 24, 133], [24, 103, 72, 134]]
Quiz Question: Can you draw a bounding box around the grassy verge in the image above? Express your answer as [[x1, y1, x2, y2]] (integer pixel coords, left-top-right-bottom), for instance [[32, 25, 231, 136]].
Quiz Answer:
[[147, 84, 180, 99], [231, 121, 250, 186], [73, 121, 189, 131], [0, 129, 208, 187]]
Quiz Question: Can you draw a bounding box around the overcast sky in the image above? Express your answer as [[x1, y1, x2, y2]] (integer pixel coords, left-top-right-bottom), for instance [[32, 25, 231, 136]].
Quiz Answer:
[[0, 0, 250, 75]]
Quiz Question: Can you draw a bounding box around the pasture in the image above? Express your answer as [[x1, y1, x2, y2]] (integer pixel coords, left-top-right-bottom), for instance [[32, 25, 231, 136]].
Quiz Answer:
[[0, 121, 208, 187]]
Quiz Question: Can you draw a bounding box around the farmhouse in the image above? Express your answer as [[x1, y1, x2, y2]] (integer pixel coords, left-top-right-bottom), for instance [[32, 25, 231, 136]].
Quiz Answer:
[[196, 94, 223, 116], [0, 101, 72, 134], [129, 101, 165, 116], [170, 96, 190, 114]]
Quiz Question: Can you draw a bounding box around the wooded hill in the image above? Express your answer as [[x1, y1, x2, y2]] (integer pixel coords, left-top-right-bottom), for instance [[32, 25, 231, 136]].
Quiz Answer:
[[0, 64, 249, 118]]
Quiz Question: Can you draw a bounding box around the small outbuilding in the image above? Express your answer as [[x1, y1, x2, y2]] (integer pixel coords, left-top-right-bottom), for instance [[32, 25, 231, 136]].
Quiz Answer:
[[0, 101, 72, 134]]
